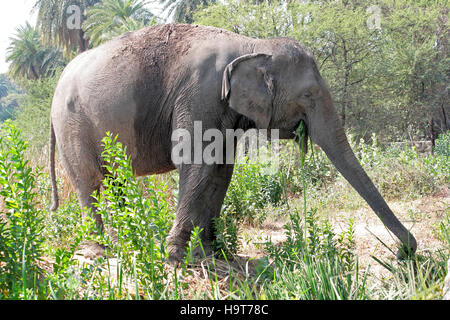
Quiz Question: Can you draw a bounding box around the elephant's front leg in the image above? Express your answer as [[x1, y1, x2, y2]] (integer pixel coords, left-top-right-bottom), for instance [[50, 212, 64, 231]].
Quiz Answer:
[[168, 163, 234, 262]]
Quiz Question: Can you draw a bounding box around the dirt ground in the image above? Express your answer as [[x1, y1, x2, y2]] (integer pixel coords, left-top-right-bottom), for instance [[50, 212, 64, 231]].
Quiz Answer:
[[240, 187, 449, 279]]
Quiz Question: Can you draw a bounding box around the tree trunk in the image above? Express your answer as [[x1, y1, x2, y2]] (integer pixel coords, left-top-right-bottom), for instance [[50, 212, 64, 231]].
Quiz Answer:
[[430, 116, 435, 155]]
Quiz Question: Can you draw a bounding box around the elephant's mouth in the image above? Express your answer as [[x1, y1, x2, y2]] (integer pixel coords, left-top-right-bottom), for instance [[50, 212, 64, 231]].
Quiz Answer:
[[276, 117, 308, 140], [293, 119, 308, 143]]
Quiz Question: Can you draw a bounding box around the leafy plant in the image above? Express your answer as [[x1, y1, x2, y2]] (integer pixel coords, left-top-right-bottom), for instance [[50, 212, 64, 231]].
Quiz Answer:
[[212, 207, 239, 260], [262, 208, 365, 300], [12, 73, 60, 156], [425, 132, 450, 183], [0, 121, 46, 299], [223, 157, 284, 223], [91, 132, 174, 298]]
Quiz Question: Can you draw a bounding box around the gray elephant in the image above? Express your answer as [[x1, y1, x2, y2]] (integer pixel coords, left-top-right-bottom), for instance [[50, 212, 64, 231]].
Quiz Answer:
[[49, 24, 416, 261]]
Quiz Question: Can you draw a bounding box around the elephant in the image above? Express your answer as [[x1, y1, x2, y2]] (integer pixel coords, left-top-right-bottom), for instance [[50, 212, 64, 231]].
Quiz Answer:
[[49, 23, 417, 262]]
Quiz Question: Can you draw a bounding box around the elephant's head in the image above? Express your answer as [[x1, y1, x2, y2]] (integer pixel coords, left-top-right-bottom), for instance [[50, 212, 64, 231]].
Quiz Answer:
[[221, 38, 417, 257]]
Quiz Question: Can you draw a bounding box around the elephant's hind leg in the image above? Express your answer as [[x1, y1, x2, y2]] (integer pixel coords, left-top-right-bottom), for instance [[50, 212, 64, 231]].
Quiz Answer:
[[57, 138, 105, 230]]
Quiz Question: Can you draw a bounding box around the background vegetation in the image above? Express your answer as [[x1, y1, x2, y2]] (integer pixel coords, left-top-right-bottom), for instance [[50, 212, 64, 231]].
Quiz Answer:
[[0, 0, 448, 300]]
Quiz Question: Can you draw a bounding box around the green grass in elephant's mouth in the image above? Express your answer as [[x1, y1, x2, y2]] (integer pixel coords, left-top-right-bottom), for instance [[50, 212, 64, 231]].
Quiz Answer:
[[293, 120, 307, 145]]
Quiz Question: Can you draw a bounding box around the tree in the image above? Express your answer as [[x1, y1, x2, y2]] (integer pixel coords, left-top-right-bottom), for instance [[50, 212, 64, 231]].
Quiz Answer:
[[6, 22, 66, 81], [83, 0, 156, 47], [33, 0, 101, 57], [195, 0, 379, 127], [159, 0, 216, 23], [194, 0, 293, 37], [378, 0, 449, 140], [288, 1, 382, 128], [194, 0, 448, 142]]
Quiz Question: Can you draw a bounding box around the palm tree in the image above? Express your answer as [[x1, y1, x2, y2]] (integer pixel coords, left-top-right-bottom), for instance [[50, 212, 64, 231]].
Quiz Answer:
[[159, 0, 216, 23], [6, 22, 66, 81], [83, 0, 156, 47], [33, 0, 101, 57]]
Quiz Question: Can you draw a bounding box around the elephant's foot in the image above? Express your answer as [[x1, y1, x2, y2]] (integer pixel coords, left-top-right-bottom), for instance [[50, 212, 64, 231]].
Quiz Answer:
[[192, 243, 214, 259], [77, 241, 106, 260], [167, 237, 215, 265], [167, 244, 186, 264]]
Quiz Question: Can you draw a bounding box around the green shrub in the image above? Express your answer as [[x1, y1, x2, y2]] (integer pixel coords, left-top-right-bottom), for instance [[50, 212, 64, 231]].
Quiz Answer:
[[425, 132, 450, 183], [12, 74, 60, 155], [434, 131, 450, 159], [92, 132, 174, 298], [0, 121, 46, 299], [279, 140, 335, 195], [45, 215, 98, 300], [212, 207, 239, 260], [261, 209, 366, 300], [215, 156, 285, 257], [42, 195, 82, 252], [223, 157, 284, 223]]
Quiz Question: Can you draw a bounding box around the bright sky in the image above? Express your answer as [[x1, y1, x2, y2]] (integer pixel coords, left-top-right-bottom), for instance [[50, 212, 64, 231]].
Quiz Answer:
[[0, 0, 37, 74], [0, 1, 167, 75]]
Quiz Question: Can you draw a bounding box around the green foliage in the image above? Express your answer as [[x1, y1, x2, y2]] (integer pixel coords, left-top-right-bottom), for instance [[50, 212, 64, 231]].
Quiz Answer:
[[223, 157, 284, 223], [0, 94, 20, 122], [212, 208, 239, 260], [160, 0, 216, 24], [278, 140, 335, 196], [45, 215, 99, 300], [194, 0, 449, 142], [261, 209, 366, 300], [425, 132, 450, 184], [12, 73, 60, 155], [42, 195, 82, 252], [0, 121, 45, 299], [83, 0, 157, 47], [92, 132, 174, 298], [194, 0, 292, 37], [183, 226, 205, 266], [435, 131, 450, 159], [438, 208, 450, 251], [6, 22, 66, 81], [213, 152, 285, 258], [0, 121, 88, 300], [369, 246, 449, 300]]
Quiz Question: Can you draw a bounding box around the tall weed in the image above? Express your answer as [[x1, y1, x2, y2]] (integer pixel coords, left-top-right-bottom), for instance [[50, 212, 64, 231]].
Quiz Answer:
[[0, 121, 45, 299], [92, 132, 174, 298]]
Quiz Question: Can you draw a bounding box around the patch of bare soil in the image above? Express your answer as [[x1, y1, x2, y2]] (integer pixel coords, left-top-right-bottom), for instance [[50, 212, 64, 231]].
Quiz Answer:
[[333, 191, 448, 278], [238, 191, 449, 280]]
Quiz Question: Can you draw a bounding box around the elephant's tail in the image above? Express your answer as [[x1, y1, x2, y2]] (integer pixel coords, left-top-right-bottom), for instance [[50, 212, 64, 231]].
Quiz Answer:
[[49, 120, 59, 212]]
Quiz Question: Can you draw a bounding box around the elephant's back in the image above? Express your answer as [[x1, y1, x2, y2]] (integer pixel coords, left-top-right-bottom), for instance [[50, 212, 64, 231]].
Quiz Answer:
[[113, 24, 250, 74]]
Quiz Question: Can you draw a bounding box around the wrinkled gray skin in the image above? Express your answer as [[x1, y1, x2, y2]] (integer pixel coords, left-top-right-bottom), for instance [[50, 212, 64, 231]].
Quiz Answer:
[[50, 24, 417, 262]]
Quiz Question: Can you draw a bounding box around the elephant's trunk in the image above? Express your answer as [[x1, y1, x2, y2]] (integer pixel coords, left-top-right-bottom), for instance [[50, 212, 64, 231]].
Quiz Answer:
[[307, 92, 417, 256]]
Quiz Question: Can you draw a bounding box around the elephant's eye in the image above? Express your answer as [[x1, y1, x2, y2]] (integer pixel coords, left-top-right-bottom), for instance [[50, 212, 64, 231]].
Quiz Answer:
[[304, 91, 312, 98]]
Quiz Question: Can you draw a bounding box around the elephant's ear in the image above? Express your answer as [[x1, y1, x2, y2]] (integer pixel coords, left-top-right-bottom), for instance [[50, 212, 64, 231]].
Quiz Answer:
[[221, 53, 274, 129]]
